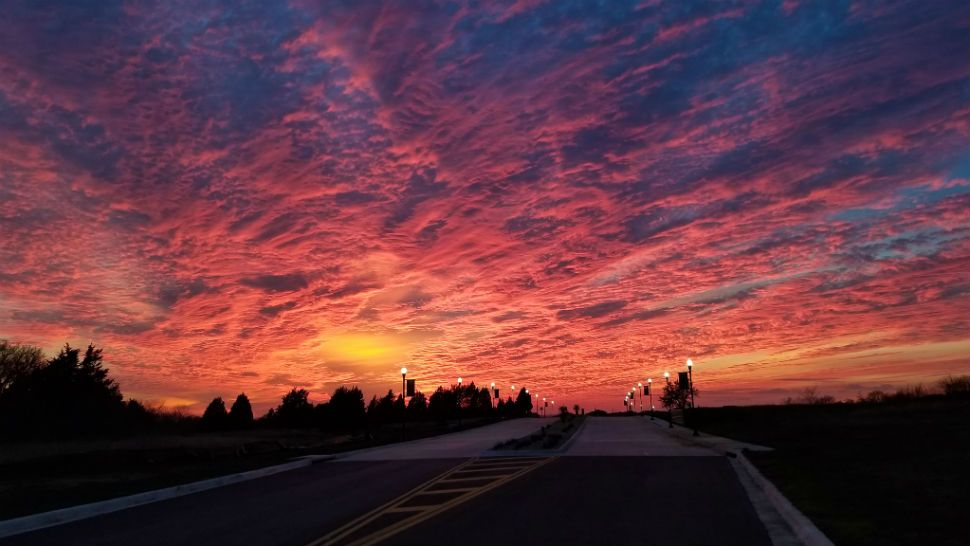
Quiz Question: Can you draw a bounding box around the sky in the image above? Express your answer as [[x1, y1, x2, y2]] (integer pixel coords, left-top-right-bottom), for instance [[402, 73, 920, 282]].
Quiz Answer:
[[0, 0, 968, 414]]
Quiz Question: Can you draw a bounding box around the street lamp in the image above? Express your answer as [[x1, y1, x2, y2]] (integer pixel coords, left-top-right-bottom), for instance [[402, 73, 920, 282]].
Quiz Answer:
[[637, 382, 643, 413], [647, 378, 654, 420], [457, 376, 463, 427], [490, 382, 496, 408], [687, 358, 698, 436], [400, 367, 408, 440]]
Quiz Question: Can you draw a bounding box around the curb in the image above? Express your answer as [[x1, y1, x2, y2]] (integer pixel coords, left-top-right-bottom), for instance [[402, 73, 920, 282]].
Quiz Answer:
[[730, 450, 835, 546], [0, 455, 332, 539]]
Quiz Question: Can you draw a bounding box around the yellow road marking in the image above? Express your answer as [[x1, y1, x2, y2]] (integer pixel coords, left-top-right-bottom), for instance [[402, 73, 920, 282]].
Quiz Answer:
[[413, 487, 477, 494], [306, 457, 556, 546], [305, 459, 477, 546]]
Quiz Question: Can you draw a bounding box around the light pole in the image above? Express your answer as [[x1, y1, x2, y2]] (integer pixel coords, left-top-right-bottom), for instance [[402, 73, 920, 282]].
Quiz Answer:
[[490, 382, 496, 409], [534, 393, 538, 416], [457, 376, 463, 427], [401, 367, 408, 439], [664, 371, 673, 428], [647, 378, 654, 420], [637, 383, 643, 413], [542, 397, 546, 417], [687, 358, 698, 436]]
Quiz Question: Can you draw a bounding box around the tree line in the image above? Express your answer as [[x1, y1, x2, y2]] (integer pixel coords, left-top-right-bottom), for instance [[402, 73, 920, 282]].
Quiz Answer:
[[210, 381, 536, 431], [0, 340, 536, 440]]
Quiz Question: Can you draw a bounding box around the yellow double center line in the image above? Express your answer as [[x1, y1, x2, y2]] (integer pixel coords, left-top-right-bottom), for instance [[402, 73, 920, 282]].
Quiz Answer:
[[307, 456, 556, 546]]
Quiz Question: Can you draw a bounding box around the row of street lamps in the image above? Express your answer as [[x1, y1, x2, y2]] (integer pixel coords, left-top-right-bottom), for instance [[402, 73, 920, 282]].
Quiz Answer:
[[623, 358, 699, 436], [399, 368, 556, 416]]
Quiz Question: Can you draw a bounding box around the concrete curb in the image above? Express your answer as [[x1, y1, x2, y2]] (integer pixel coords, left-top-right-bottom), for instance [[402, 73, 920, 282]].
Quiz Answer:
[[0, 455, 333, 539], [731, 451, 835, 546]]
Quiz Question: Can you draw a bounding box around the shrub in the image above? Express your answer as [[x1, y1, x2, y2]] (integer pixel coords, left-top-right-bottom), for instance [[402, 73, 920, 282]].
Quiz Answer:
[[940, 375, 970, 398]]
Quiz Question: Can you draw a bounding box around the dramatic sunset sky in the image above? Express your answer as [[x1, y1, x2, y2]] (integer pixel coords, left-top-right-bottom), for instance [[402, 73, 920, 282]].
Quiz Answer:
[[1, 0, 968, 413]]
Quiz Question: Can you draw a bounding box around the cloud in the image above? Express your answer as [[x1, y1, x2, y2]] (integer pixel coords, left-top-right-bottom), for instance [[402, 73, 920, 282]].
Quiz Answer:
[[557, 300, 628, 321], [241, 274, 309, 293], [0, 0, 966, 413]]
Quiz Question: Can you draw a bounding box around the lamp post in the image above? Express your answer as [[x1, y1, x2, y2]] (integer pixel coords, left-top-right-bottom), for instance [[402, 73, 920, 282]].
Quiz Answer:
[[400, 367, 408, 440], [542, 397, 546, 417], [637, 382, 643, 413], [687, 358, 698, 436], [664, 371, 673, 428], [457, 376, 463, 427], [647, 378, 654, 420], [534, 393, 538, 416], [490, 382, 496, 409]]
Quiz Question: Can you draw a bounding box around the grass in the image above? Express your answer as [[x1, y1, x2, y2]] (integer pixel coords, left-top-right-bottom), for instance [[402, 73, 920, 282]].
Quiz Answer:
[[0, 417, 500, 519], [692, 397, 970, 546]]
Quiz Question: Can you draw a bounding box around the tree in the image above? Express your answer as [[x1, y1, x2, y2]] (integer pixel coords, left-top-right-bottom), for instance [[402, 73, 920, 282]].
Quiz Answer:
[[368, 389, 400, 427], [573, 404, 580, 415], [228, 393, 254, 428], [428, 386, 456, 423], [474, 387, 492, 416], [202, 397, 228, 430], [7, 344, 125, 437], [515, 388, 532, 416], [407, 391, 428, 420], [328, 386, 366, 431], [559, 406, 570, 422], [0, 340, 44, 396], [785, 387, 835, 405], [274, 388, 314, 427], [659, 380, 697, 410]]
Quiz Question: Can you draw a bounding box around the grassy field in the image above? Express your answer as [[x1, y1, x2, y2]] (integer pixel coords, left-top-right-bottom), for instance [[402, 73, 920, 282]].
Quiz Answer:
[[692, 397, 970, 546], [0, 417, 501, 519]]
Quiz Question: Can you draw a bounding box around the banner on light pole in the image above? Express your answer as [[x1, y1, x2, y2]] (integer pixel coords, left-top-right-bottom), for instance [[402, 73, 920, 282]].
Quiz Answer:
[[406, 379, 416, 397], [678, 372, 690, 391]]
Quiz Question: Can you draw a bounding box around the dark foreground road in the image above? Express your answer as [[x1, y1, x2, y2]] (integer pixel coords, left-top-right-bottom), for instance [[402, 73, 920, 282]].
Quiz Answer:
[[2, 418, 772, 546]]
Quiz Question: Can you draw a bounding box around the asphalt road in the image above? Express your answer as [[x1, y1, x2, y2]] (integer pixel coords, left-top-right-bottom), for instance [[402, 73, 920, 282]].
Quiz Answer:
[[2, 417, 772, 546]]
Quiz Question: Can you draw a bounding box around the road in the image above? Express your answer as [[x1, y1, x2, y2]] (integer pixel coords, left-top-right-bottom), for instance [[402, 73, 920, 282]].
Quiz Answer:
[[2, 417, 772, 546]]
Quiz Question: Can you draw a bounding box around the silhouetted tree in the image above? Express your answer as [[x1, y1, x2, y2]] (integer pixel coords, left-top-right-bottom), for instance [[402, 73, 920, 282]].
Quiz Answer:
[[559, 406, 570, 422], [496, 397, 507, 416], [428, 386, 457, 423], [367, 389, 399, 427], [273, 388, 314, 427], [501, 396, 516, 418], [202, 397, 228, 430], [573, 404, 580, 415], [228, 393, 254, 428], [515, 388, 533, 416], [940, 375, 970, 398], [659, 380, 697, 410], [475, 387, 492, 416], [327, 386, 366, 431], [407, 391, 428, 420], [1, 344, 125, 438], [0, 340, 44, 396]]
